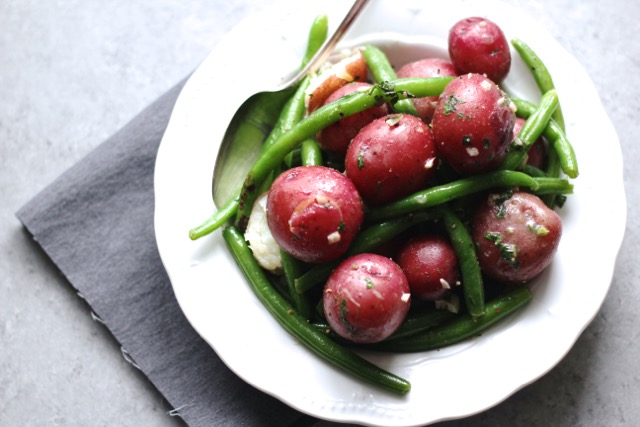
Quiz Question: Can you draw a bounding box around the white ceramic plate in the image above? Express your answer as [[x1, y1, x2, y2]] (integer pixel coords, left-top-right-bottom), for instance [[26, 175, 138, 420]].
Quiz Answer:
[[154, 1, 626, 425]]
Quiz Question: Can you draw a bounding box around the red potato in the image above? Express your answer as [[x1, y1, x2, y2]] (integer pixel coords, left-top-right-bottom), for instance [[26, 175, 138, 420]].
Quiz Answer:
[[344, 114, 438, 206], [266, 166, 364, 264], [396, 58, 458, 123], [472, 191, 562, 284], [323, 253, 411, 343], [448, 17, 511, 84], [316, 82, 389, 155], [396, 234, 460, 301], [432, 73, 515, 175], [305, 48, 368, 113], [513, 117, 547, 169]]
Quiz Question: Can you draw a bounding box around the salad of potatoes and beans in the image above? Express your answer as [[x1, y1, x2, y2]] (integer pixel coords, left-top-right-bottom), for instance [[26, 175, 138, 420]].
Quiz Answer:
[[190, 15, 578, 394]]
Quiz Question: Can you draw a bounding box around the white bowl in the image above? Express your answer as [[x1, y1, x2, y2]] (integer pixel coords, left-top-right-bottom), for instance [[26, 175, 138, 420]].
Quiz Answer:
[[154, 1, 626, 425]]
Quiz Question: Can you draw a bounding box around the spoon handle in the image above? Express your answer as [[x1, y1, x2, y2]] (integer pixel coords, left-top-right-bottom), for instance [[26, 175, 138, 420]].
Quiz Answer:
[[275, 0, 371, 91]]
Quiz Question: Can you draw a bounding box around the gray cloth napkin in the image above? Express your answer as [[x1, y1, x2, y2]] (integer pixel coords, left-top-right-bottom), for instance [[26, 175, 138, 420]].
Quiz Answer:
[[16, 79, 316, 427]]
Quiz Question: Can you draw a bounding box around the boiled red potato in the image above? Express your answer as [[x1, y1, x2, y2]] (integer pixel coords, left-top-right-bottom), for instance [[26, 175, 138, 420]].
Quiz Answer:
[[396, 234, 460, 301], [323, 253, 411, 343], [472, 191, 562, 284], [432, 73, 515, 175], [266, 166, 364, 264], [305, 48, 368, 113], [396, 58, 457, 123], [513, 117, 547, 169], [316, 82, 389, 155], [448, 17, 511, 84], [344, 114, 438, 206]]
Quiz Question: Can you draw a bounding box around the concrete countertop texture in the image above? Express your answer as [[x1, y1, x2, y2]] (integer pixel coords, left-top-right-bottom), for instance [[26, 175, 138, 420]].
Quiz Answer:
[[1, 1, 638, 426]]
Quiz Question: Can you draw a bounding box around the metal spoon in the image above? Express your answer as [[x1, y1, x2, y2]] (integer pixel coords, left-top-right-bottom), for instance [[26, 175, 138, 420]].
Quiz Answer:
[[212, 0, 371, 207]]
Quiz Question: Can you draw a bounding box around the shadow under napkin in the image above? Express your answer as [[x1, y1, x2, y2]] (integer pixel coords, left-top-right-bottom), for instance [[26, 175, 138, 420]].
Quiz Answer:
[[16, 79, 316, 427]]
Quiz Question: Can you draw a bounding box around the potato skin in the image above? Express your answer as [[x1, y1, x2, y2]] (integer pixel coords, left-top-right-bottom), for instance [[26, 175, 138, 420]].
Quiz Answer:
[[316, 82, 388, 155], [472, 191, 562, 284], [432, 73, 515, 175], [396, 234, 460, 301], [323, 253, 411, 343], [266, 166, 364, 264], [448, 17, 511, 84], [345, 114, 438, 206], [306, 49, 368, 113], [396, 58, 457, 123]]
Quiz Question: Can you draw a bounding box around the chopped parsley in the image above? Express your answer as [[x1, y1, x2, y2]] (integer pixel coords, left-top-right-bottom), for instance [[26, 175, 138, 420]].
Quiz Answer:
[[527, 222, 550, 236], [365, 277, 375, 289], [338, 298, 356, 334], [443, 94, 464, 115], [357, 150, 365, 169], [369, 81, 415, 107], [484, 231, 520, 269], [373, 80, 400, 105], [492, 190, 513, 219]]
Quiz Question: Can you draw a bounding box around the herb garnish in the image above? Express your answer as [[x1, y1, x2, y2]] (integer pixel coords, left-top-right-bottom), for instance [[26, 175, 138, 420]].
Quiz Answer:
[[527, 222, 549, 236], [484, 232, 520, 269], [443, 94, 464, 115], [357, 150, 365, 169], [492, 190, 513, 219]]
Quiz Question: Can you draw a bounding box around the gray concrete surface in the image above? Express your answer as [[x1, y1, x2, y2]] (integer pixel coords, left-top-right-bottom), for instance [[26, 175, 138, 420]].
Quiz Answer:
[[1, 1, 638, 426]]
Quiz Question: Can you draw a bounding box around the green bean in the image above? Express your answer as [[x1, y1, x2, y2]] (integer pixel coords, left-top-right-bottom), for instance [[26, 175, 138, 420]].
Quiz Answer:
[[509, 39, 571, 206], [189, 194, 239, 240], [312, 306, 456, 344], [280, 250, 313, 320], [294, 209, 440, 293], [511, 37, 565, 131], [260, 78, 312, 154], [500, 89, 559, 171], [222, 225, 411, 394], [368, 287, 532, 352], [235, 77, 453, 229], [365, 170, 544, 224], [521, 164, 547, 178], [282, 147, 302, 170], [301, 15, 328, 68], [540, 149, 562, 208], [363, 45, 419, 116], [512, 98, 579, 179], [512, 98, 567, 208], [530, 177, 574, 194], [384, 306, 457, 341], [439, 205, 485, 318], [300, 138, 323, 166]]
